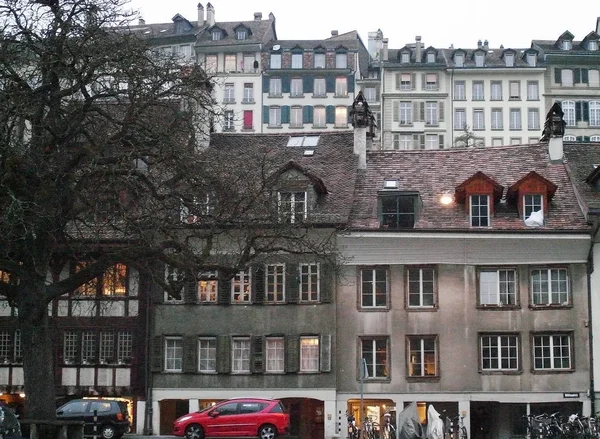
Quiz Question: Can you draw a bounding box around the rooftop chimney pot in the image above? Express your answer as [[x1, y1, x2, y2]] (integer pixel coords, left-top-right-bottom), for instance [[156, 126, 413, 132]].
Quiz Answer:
[[254, 12, 262, 20], [331, 30, 338, 36]]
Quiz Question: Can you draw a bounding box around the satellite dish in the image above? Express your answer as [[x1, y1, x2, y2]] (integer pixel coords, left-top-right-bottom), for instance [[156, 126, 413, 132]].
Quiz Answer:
[[272, 44, 280, 51]]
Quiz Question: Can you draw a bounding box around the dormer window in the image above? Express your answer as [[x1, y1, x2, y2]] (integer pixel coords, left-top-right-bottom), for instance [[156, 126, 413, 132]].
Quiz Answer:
[[314, 52, 326, 68], [470, 195, 490, 227], [504, 53, 514, 67], [455, 172, 503, 228], [589, 40, 599, 51], [454, 53, 464, 67], [475, 53, 484, 67], [212, 30, 222, 41], [236, 29, 247, 40], [401, 52, 410, 63], [270, 53, 282, 69], [292, 52, 303, 69], [336, 53, 348, 69], [427, 52, 436, 63], [379, 192, 419, 229], [524, 194, 543, 225], [562, 40, 572, 50], [278, 191, 307, 224], [507, 171, 557, 227], [526, 53, 537, 67]]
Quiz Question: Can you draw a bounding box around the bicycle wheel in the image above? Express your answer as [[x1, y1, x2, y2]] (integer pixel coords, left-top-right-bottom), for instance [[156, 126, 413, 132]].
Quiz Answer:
[[459, 426, 467, 439]]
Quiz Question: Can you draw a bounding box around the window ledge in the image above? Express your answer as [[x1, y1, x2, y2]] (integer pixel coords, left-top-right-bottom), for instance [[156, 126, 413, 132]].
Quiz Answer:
[[479, 370, 522, 375], [476, 305, 520, 310], [529, 304, 572, 310], [405, 376, 439, 382], [406, 306, 438, 312]]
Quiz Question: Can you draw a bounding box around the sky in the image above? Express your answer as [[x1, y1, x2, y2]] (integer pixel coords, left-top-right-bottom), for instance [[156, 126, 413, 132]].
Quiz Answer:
[[127, 0, 599, 50]]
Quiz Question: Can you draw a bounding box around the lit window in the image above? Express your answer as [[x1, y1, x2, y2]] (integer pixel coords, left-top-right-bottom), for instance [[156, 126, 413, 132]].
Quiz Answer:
[[231, 269, 251, 303], [300, 336, 319, 372], [335, 77, 348, 96], [533, 334, 572, 370], [481, 334, 519, 370], [232, 337, 250, 373], [362, 338, 388, 378], [165, 337, 183, 372], [470, 195, 490, 227], [198, 337, 216, 372], [531, 268, 569, 305], [335, 106, 347, 127], [197, 271, 218, 303], [407, 267, 435, 307], [408, 336, 437, 377], [479, 269, 517, 306], [360, 267, 388, 308]]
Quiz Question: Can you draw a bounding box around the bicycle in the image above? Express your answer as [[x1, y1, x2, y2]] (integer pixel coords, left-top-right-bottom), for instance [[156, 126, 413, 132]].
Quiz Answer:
[[381, 413, 396, 439], [448, 414, 467, 439], [363, 416, 380, 439], [347, 412, 359, 439]]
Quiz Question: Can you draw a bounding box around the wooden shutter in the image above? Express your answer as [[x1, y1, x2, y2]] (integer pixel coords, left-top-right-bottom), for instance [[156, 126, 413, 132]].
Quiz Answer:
[[326, 106, 335, 124], [439, 101, 445, 122], [183, 335, 197, 373], [439, 134, 445, 149], [419, 134, 425, 149], [576, 101, 582, 121], [262, 106, 269, 124], [434, 73, 439, 90], [411, 73, 416, 90], [395, 73, 400, 90], [303, 76, 313, 93], [582, 69, 589, 84], [282, 106, 290, 124], [218, 272, 231, 305], [325, 76, 335, 93], [151, 263, 165, 304], [150, 336, 164, 372], [320, 334, 332, 372], [574, 68, 582, 84], [253, 265, 265, 304], [413, 102, 419, 121], [393, 101, 399, 122], [320, 263, 333, 303], [421, 73, 426, 90], [287, 263, 299, 304], [419, 102, 425, 121], [303, 106, 313, 123], [285, 335, 300, 373], [554, 68, 562, 84], [583, 101, 590, 122], [184, 276, 197, 304], [216, 335, 231, 373], [251, 336, 264, 373]]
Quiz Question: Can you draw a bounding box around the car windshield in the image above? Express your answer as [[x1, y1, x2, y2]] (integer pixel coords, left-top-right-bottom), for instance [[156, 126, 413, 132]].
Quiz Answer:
[[0, 406, 21, 436]]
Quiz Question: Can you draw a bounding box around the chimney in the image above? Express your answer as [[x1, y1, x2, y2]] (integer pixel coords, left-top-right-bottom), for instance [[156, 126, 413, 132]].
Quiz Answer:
[[368, 29, 383, 60], [484, 40, 489, 50], [138, 18, 145, 25], [415, 36, 422, 63], [477, 39, 482, 48], [206, 2, 215, 27], [331, 30, 338, 37], [254, 12, 262, 20], [197, 3, 204, 26], [597, 17, 600, 34], [542, 102, 565, 162], [382, 38, 388, 61]]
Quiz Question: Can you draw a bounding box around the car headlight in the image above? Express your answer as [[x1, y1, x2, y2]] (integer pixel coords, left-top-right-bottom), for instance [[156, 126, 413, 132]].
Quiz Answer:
[[176, 415, 193, 423]]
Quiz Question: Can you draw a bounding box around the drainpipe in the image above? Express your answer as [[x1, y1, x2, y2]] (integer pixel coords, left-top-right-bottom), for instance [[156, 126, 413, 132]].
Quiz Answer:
[[143, 277, 154, 435], [587, 216, 600, 415]]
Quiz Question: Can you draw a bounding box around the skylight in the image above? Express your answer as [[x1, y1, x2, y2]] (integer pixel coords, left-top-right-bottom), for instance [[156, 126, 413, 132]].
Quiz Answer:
[[286, 136, 320, 147]]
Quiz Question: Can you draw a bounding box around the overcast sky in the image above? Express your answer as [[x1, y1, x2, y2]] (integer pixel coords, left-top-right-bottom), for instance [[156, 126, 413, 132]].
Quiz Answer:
[[127, 0, 599, 50]]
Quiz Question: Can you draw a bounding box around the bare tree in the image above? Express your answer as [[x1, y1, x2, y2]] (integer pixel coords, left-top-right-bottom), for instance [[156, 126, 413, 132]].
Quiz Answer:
[[0, 0, 338, 425], [453, 125, 485, 148]]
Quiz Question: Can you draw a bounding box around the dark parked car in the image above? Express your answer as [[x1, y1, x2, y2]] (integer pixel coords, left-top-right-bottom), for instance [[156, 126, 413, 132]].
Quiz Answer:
[[56, 399, 130, 439], [0, 403, 22, 439], [173, 397, 289, 439]]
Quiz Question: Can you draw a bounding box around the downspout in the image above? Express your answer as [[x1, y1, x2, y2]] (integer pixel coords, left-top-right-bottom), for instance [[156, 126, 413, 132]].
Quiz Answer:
[[450, 68, 454, 147], [587, 215, 600, 415], [143, 277, 154, 435]]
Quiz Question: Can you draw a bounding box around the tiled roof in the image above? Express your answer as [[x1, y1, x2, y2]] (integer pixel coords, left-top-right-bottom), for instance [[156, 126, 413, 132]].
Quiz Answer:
[[563, 143, 600, 214], [208, 131, 358, 225], [195, 18, 276, 50], [267, 32, 364, 52], [349, 144, 589, 232]]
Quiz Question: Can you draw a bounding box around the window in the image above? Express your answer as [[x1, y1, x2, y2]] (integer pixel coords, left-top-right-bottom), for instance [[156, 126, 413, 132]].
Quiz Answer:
[[269, 106, 281, 127], [562, 101, 576, 126], [527, 53, 537, 67], [269, 78, 282, 97], [243, 54, 256, 72], [454, 81, 466, 100], [562, 40, 572, 50], [504, 53, 514, 67], [335, 106, 348, 128], [408, 336, 437, 377], [591, 135, 600, 142], [99, 332, 114, 364], [380, 193, 418, 228], [278, 191, 306, 223], [266, 264, 285, 303], [509, 81, 520, 99], [198, 337, 216, 372], [475, 53, 484, 67], [236, 29, 247, 40], [561, 69, 573, 87], [424, 134, 439, 149], [510, 137, 522, 145], [360, 267, 388, 308], [454, 109, 466, 130], [362, 338, 388, 379], [165, 337, 183, 372], [313, 106, 326, 127], [589, 70, 600, 87], [117, 331, 132, 364], [290, 107, 303, 128], [407, 267, 435, 308], [528, 108, 540, 131], [335, 77, 348, 97], [399, 73, 412, 90], [589, 40, 599, 51], [481, 334, 519, 371], [490, 81, 503, 100], [290, 78, 303, 97], [472, 81, 484, 100], [590, 101, 600, 127], [425, 73, 438, 90], [491, 137, 504, 146], [479, 269, 517, 306], [300, 263, 319, 302], [292, 53, 303, 69], [243, 83, 254, 103], [211, 30, 221, 41], [232, 269, 251, 303], [427, 52, 436, 63], [224, 83, 235, 103], [425, 102, 439, 125], [205, 54, 217, 73], [300, 336, 319, 372], [393, 134, 414, 150], [364, 87, 376, 103], [64, 332, 78, 363], [82, 331, 96, 364], [232, 337, 251, 373], [314, 53, 326, 68], [197, 271, 218, 302], [470, 195, 490, 227], [473, 109, 485, 130], [314, 78, 326, 97], [510, 109, 522, 130], [524, 194, 543, 221], [243, 110, 253, 130], [401, 52, 410, 63], [399, 102, 412, 125], [531, 268, 569, 305], [224, 54, 236, 72], [336, 53, 348, 68], [266, 337, 284, 373], [270, 53, 281, 69], [533, 334, 572, 370], [454, 53, 464, 67], [527, 81, 539, 100], [223, 110, 234, 131]]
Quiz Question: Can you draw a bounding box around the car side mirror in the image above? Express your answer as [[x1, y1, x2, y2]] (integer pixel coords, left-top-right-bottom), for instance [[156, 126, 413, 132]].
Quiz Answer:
[[209, 410, 219, 418]]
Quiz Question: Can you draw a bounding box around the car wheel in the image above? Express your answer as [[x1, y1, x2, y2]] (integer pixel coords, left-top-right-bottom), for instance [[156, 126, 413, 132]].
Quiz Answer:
[[259, 424, 277, 439], [100, 424, 117, 439], [185, 423, 205, 439]]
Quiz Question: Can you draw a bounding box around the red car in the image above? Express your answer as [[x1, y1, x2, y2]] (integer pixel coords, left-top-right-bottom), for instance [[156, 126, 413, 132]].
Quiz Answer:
[[173, 397, 289, 439]]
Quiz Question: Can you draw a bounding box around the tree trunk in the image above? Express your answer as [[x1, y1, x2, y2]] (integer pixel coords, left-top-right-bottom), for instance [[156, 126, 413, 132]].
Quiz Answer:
[[18, 280, 57, 421]]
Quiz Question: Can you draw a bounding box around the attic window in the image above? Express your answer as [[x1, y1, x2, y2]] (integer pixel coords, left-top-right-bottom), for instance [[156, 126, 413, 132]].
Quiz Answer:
[[287, 136, 320, 147], [561, 40, 572, 50], [504, 53, 514, 67], [379, 192, 419, 229], [237, 30, 247, 40], [454, 53, 464, 67], [589, 40, 598, 51], [475, 53, 484, 67], [427, 52, 436, 63], [212, 30, 222, 41], [401, 52, 410, 63], [303, 150, 315, 157], [526, 53, 537, 67], [383, 180, 398, 189]]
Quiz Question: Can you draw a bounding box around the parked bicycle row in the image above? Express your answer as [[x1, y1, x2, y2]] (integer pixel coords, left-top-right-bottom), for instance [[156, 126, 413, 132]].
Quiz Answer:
[[524, 412, 600, 439]]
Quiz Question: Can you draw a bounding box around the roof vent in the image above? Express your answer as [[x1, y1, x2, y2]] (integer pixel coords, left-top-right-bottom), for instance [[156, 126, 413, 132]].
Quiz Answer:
[[303, 150, 315, 156]]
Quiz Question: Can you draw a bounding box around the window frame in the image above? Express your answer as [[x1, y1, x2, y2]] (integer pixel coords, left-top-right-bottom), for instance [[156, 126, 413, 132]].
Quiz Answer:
[[361, 337, 389, 380], [269, 78, 282, 97], [470, 194, 490, 227], [197, 271, 218, 303], [299, 336, 320, 372], [265, 337, 285, 373], [532, 332, 573, 371], [231, 337, 251, 373], [270, 53, 282, 69], [477, 268, 519, 308], [278, 191, 307, 223], [407, 335, 438, 379], [164, 336, 183, 372], [454, 80, 466, 100], [530, 267, 570, 307], [480, 333, 520, 372], [359, 266, 389, 309], [265, 263, 286, 303], [231, 269, 252, 303], [299, 263, 320, 303], [379, 192, 419, 229], [198, 337, 217, 373], [406, 266, 436, 309]]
